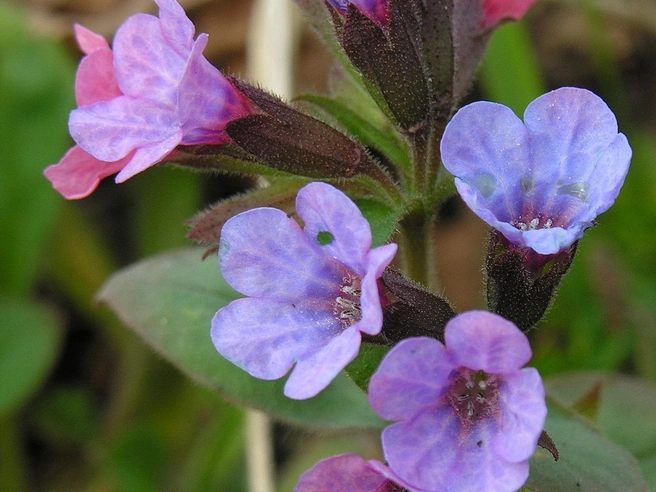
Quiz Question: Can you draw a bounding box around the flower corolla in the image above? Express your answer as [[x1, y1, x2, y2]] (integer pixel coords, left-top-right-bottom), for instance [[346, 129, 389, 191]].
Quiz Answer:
[[440, 87, 631, 255], [368, 311, 546, 492], [211, 182, 397, 400]]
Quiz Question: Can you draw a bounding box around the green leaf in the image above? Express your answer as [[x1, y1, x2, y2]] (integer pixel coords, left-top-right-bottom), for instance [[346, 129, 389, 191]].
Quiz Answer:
[[546, 371, 656, 489], [525, 397, 648, 491], [0, 297, 63, 415], [479, 21, 546, 114], [345, 343, 389, 392], [355, 199, 402, 247], [97, 248, 383, 430], [299, 94, 411, 170]]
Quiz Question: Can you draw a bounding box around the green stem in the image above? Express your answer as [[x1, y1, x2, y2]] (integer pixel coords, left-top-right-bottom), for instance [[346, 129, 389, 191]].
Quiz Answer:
[[409, 130, 429, 196], [425, 122, 446, 199], [397, 208, 432, 287]]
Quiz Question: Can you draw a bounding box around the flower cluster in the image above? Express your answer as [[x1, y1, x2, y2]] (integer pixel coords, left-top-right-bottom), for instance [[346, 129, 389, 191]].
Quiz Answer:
[[46, 0, 634, 491]]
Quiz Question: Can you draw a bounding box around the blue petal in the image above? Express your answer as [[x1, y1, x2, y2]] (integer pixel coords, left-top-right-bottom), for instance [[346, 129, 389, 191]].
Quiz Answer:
[[219, 207, 344, 300], [296, 182, 372, 275], [441, 101, 530, 224], [211, 297, 341, 381]]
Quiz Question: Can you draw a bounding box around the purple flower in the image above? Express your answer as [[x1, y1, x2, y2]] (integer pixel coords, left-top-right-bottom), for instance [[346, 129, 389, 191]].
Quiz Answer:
[[48, 0, 252, 197], [440, 87, 631, 255], [211, 182, 397, 400], [295, 454, 420, 492], [326, 0, 388, 25], [368, 311, 546, 492]]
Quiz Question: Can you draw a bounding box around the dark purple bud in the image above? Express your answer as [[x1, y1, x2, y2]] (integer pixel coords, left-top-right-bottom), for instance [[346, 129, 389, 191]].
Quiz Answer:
[[485, 230, 578, 332], [366, 268, 456, 344]]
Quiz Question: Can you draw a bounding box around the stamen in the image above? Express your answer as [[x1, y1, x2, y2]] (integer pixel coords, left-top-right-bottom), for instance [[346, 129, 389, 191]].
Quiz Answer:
[[333, 272, 363, 327]]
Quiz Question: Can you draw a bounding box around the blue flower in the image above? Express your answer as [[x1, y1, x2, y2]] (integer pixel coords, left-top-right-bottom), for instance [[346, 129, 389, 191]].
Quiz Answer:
[[440, 87, 631, 255], [211, 182, 397, 400]]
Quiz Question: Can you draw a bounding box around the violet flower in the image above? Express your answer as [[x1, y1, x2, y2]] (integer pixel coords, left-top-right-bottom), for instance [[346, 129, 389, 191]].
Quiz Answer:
[[295, 454, 420, 492], [368, 311, 546, 492], [211, 182, 397, 400], [440, 87, 631, 255], [482, 0, 538, 28], [45, 0, 252, 198]]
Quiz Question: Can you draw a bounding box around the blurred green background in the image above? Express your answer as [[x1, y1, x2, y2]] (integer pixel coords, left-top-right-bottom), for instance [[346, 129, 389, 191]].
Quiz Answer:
[[1, 0, 655, 490]]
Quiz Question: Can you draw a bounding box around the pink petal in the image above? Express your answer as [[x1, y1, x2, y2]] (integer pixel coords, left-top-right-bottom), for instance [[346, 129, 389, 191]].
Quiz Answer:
[[74, 24, 109, 55], [43, 146, 130, 199], [75, 47, 122, 106], [482, 0, 537, 28]]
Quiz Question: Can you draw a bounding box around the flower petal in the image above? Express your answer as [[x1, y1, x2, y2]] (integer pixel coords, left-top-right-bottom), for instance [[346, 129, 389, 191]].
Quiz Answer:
[[43, 146, 130, 199], [294, 454, 391, 492], [355, 243, 397, 336], [69, 96, 178, 162], [73, 24, 109, 54], [178, 34, 250, 144], [482, 0, 537, 28], [448, 417, 529, 492], [369, 337, 452, 421], [75, 47, 122, 106], [441, 101, 530, 225], [154, 0, 195, 55], [296, 182, 373, 274], [522, 87, 629, 226], [445, 311, 531, 374], [211, 297, 341, 381], [112, 13, 187, 105], [381, 405, 459, 491], [115, 131, 182, 182], [494, 368, 546, 462], [218, 207, 344, 300], [284, 326, 361, 399]]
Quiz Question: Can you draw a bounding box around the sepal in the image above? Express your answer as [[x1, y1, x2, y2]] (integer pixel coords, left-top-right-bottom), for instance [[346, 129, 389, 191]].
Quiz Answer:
[[485, 230, 578, 331], [225, 79, 386, 180], [364, 268, 456, 345], [186, 180, 303, 250]]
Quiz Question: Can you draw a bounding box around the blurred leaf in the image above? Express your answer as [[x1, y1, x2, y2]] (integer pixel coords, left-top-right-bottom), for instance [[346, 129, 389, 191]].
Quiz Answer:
[[0, 297, 62, 415], [29, 386, 97, 446], [546, 371, 656, 487], [0, 3, 76, 295], [109, 423, 166, 492], [97, 248, 383, 430], [525, 397, 648, 491], [479, 21, 546, 114], [299, 94, 411, 170]]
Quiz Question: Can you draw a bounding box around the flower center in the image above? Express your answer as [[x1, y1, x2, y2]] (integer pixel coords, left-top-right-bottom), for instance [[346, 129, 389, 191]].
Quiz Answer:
[[513, 216, 553, 231], [333, 272, 362, 327], [447, 369, 499, 425]]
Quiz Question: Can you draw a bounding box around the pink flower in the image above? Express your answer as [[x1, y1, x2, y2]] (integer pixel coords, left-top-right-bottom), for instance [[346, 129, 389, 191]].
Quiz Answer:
[[45, 0, 252, 199], [295, 454, 420, 492], [482, 0, 538, 28]]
